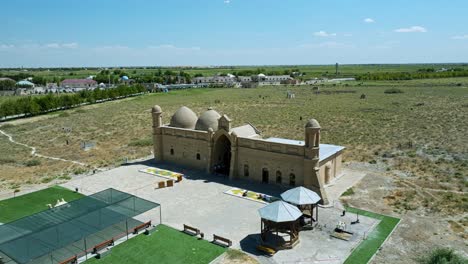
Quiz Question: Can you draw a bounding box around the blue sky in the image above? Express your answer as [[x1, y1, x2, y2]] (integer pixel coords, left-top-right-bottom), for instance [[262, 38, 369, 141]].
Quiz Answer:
[[1, 0, 468, 67]]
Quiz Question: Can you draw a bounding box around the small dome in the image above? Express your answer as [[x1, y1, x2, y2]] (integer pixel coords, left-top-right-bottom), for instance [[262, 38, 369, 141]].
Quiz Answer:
[[305, 119, 321, 128], [170, 106, 197, 129], [152, 105, 162, 113], [121, 76, 129, 80], [195, 108, 221, 131]]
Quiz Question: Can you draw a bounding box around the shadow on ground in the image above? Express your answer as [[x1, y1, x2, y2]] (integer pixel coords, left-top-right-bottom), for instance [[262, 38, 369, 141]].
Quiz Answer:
[[123, 158, 289, 198]]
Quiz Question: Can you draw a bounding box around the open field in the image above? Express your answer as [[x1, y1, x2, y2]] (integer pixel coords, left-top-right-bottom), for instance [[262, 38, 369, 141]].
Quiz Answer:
[[85, 224, 226, 264], [0, 185, 83, 223], [2, 63, 468, 81], [0, 78, 467, 262]]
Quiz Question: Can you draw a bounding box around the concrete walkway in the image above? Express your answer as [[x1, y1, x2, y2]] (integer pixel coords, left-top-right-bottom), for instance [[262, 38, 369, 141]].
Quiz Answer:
[[325, 168, 367, 206]]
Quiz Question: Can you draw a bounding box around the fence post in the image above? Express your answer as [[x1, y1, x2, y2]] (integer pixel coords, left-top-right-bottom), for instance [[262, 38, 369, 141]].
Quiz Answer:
[[84, 238, 87, 260], [126, 220, 129, 240]]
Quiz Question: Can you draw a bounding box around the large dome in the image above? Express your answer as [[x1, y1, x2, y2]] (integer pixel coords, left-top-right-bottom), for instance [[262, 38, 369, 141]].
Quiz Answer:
[[305, 119, 321, 128], [195, 108, 221, 131], [169, 106, 197, 129]]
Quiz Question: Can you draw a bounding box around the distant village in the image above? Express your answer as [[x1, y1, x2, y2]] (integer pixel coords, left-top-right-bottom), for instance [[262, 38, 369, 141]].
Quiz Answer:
[[0, 72, 356, 96]]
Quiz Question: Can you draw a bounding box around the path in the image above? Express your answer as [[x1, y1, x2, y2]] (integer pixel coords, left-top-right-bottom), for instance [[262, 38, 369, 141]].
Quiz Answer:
[[0, 128, 87, 166]]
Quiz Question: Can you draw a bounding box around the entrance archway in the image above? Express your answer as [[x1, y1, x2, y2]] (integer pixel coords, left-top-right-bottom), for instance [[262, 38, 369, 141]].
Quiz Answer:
[[213, 134, 231, 176]]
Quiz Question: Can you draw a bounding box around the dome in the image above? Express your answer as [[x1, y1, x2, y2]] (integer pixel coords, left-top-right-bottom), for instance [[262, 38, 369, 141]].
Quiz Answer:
[[152, 105, 162, 113], [305, 119, 321, 128], [195, 108, 221, 131], [169, 106, 197, 129], [121, 76, 129, 80]]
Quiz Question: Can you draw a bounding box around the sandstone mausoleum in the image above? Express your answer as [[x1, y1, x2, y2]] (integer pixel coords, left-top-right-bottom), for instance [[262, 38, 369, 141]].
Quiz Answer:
[[152, 106, 345, 204]]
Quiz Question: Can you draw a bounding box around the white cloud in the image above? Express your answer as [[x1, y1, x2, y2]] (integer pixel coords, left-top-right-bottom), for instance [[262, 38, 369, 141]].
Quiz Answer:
[[394, 26, 427, 33], [0, 44, 14, 49], [452, 35, 468, 40], [148, 44, 201, 51], [62, 42, 78, 48], [45, 43, 60, 48], [224, 0, 230, 4], [299, 41, 353, 49], [44, 43, 78, 49], [364, 18, 375, 23], [314, 31, 337, 37], [343, 33, 353, 37]]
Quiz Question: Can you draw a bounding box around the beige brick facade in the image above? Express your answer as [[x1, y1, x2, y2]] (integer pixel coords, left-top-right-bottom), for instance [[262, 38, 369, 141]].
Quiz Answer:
[[152, 105, 345, 205]]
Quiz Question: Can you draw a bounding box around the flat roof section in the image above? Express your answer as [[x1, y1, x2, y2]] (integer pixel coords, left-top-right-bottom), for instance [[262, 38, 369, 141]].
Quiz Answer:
[[264, 137, 345, 161]]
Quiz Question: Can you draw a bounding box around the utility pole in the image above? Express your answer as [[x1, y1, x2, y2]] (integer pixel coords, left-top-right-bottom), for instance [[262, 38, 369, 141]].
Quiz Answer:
[[335, 63, 339, 76]]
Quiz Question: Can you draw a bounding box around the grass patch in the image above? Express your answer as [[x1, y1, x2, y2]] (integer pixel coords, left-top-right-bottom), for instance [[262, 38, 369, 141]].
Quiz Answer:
[[344, 207, 400, 264], [0, 185, 83, 223], [384, 88, 404, 94], [341, 187, 355, 197], [85, 225, 226, 264], [128, 137, 153, 147]]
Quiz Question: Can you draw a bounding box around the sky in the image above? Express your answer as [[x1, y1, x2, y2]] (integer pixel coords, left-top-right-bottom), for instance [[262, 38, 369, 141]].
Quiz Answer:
[[1, 0, 468, 67]]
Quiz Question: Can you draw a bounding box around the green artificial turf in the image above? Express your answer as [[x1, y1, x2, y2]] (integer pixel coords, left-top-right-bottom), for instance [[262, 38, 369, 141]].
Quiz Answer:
[[0, 185, 83, 223], [344, 207, 400, 264], [86, 225, 226, 264]]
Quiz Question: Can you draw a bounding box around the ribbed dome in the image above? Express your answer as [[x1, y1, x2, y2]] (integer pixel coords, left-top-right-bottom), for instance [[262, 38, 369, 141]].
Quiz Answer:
[[152, 105, 162, 113], [195, 108, 221, 131], [305, 119, 321, 128], [169, 106, 197, 129]]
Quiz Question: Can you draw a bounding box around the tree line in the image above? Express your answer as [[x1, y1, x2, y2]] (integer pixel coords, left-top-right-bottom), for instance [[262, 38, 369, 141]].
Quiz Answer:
[[0, 85, 146, 119], [356, 69, 468, 81]]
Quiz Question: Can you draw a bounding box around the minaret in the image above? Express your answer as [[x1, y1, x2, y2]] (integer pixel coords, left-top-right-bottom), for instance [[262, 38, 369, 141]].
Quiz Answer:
[[152, 105, 164, 161], [303, 119, 329, 204]]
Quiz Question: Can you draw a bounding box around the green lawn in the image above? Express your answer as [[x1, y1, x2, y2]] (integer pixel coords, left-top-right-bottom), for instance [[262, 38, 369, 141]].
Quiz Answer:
[[344, 207, 400, 264], [86, 225, 226, 264], [0, 185, 83, 223]]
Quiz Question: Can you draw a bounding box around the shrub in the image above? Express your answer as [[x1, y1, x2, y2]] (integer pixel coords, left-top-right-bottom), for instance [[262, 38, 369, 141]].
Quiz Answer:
[[0, 158, 16, 165], [128, 138, 153, 147], [384, 88, 404, 94], [419, 248, 466, 264], [24, 159, 41, 167]]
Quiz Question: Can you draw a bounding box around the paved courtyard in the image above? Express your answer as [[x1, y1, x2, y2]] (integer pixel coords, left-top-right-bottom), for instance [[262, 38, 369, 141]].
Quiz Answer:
[[62, 159, 378, 264]]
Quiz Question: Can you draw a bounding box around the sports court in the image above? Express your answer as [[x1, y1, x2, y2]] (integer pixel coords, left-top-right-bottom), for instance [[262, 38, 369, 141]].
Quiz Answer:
[[0, 188, 160, 264]]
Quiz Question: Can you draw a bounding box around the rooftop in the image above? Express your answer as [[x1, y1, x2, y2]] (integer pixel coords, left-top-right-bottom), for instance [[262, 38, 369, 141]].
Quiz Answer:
[[264, 137, 345, 161]]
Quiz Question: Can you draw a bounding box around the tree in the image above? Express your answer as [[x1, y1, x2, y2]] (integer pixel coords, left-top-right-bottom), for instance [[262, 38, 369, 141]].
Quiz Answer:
[[0, 79, 16, 90]]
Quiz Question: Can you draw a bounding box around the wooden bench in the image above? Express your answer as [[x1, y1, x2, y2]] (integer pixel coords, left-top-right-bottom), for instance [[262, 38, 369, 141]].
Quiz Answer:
[[256, 245, 276, 255], [183, 224, 200, 236], [167, 179, 174, 187], [157, 181, 165, 189], [176, 175, 183, 182], [133, 221, 152, 234], [58, 256, 77, 264], [213, 234, 232, 247], [92, 238, 114, 254]]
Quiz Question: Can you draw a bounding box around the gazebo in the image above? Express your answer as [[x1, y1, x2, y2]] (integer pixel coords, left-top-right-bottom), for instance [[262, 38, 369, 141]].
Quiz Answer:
[[281, 186, 321, 225], [258, 201, 301, 249]]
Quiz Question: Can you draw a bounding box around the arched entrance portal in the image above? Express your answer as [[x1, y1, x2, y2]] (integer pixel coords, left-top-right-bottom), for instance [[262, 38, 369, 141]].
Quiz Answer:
[[213, 134, 231, 176]]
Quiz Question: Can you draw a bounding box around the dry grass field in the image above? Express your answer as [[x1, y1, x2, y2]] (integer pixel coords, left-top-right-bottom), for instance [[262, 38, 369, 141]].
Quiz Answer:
[[0, 78, 467, 262]]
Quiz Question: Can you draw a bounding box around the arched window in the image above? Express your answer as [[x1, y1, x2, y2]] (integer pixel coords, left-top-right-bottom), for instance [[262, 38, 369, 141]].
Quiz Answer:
[[276, 171, 282, 184], [289, 173, 296, 186], [196, 153, 201, 160], [244, 164, 249, 177], [170, 148, 174, 155], [262, 168, 269, 183]]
